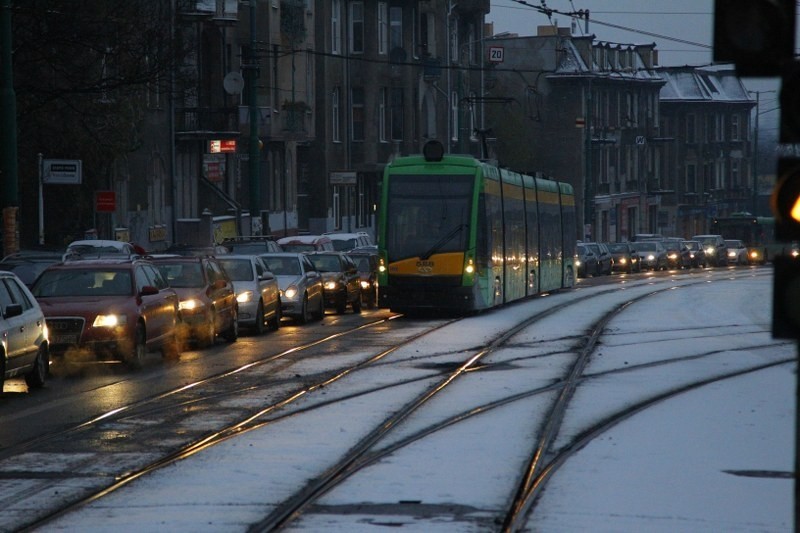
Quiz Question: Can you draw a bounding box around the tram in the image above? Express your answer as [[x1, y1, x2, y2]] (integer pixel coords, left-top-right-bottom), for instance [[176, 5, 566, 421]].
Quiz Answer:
[[377, 140, 577, 314], [710, 212, 787, 263]]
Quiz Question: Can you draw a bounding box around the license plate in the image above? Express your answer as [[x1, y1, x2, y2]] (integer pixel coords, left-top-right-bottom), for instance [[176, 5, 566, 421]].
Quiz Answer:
[[52, 334, 78, 345]]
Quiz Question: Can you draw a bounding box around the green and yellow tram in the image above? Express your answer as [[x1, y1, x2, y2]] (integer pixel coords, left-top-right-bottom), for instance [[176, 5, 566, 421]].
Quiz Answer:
[[711, 212, 788, 263], [377, 141, 577, 314]]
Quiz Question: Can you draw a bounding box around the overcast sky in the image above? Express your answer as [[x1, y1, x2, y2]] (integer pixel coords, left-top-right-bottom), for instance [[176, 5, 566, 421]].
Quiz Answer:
[[487, 0, 790, 136]]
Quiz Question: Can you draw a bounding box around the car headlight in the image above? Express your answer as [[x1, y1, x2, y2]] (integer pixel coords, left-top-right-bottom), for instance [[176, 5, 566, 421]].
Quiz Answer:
[[324, 280, 339, 291], [668, 253, 677, 260], [179, 298, 204, 311], [237, 290, 254, 303], [618, 257, 627, 265], [575, 259, 582, 267], [705, 247, 715, 255], [284, 286, 298, 299], [360, 280, 370, 289], [93, 314, 127, 327], [728, 251, 736, 258], [689, 252, 696, 259], [647, 254, 655, 261]]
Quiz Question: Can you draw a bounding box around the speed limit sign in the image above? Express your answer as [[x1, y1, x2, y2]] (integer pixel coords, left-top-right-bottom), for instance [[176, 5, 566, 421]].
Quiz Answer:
[[488, 46, 504, 63]]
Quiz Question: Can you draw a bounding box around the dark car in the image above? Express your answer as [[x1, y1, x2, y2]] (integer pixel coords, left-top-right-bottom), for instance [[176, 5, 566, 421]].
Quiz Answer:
[[632, 241, 668, 271], [691, 234, 727, 267], [31, 258, 180, 367], [222, 236, 282, 254], [584, 242, 613, 275], [682, 240, 707, 268], [606, 242, 640, 273], [576, 244, 599, 278], [0, 250, 64, 287], [663, 239, 690, 269], [306, 252, 362, 314], [260, 252, 325, 323], [0, 271, 49, 390], [347, 251, 379, 309], [152, 255, 238, 347]]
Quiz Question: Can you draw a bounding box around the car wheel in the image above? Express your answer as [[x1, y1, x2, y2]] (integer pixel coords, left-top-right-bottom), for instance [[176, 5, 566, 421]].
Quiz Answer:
[[221, 307, 239, 342], [24, 345, 49, 389], [352, 293, 362, 314], [126, 323, 146, 369], [298, 294, 309, 324], [253, 301, 266, 335], [269, 300, 281, 331], [315, 294, 325, 320], [336, 294, 347, 314]]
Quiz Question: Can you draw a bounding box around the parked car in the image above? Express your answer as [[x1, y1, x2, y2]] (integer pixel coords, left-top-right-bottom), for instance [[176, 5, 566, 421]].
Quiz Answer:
[[277, 235, 335, 252], [31, 258, 180, 367], [691, 234, 727, 266], [222, 236, 282, 254], [662, 239, 690, 269], [724, 239, 749, 265], [324, 231, 374, 252], [0, 271, 49, 390], [632, 241, 668, 271], [0, 249, 64, 287], [260, 252, 325, 323], [606, 242, 640, 273], [576, 244, 599, 278], [216, 255, 281, 334], [583, 242, 613, 275], [347, 250, 379, 308], [151, 255, 238, 347], [306, 252, 362, 314], [682, 240, 707, 268]]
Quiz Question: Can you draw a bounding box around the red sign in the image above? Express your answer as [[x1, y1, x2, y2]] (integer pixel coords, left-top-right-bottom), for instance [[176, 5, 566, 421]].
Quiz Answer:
[[96, 191, 116, 213], [209, 139, 237, 153]]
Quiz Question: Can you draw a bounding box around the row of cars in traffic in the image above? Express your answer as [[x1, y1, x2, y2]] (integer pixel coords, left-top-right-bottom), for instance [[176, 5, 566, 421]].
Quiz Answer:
[[0, 232, 379, 390], [576, 234, 754, 278]]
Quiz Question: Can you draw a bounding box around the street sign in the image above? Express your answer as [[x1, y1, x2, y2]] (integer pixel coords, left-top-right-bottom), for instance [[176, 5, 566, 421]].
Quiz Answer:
[[42, 159, 82, 184], [329, 171, 357, 185], [488, 46, 504, 63], [209, 139, 237, 153], [95, 191, 116, 213]]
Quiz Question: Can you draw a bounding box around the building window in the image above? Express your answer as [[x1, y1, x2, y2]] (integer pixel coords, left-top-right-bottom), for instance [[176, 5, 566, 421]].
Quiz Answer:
[[686, 163, 696, 193], [389, 6, 403, 50], [351, 87, 364, 141], [391, 87, 404, 141], [332, 87, 341, 143], [349, 1, 364, 54], [379, 88, 387, 142], [731, 160, 740, 187], [332, 0, 341, 54], [731, 114, 740, 141], [377, 2, 388, 55], [450, 91, 459, 142], [686, 114, 696, 144], [411, 8, 419, 59]]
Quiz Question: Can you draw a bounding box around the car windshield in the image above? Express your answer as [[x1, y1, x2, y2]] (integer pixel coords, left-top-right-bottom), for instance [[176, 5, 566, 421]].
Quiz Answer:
[[586, 244, 600, 254], [725, 240, 741, 247], [217, 259, 254, 281], [331, 239, 358, 251], [634, 242, 656, 251], [683, 242, 699, 250], [262, 257, 301, 276], [308, 255, 341, 272], [606, 244, 628, 253], [281, 243, 316, 252], [32, 269, 133, 297], [156, 263, 204, 288], [352, 256, 372, 272]]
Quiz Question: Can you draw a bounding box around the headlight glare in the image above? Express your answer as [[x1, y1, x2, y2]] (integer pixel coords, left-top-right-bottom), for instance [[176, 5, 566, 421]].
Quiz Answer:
[[284, 286, 298, 299], [93, 314, 126, 327], [237, 290, 253, 303]]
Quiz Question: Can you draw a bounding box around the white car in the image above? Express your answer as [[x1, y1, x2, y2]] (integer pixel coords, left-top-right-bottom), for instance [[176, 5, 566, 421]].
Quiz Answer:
[[724, 239, 748, 265], [0, 270, 49, 390], [216, 255, 281, 334], [260, 252, 325, 323]]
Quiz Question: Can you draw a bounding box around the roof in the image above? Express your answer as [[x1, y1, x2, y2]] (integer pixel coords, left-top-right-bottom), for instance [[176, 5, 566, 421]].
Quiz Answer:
[[657, 65, 754, 104]]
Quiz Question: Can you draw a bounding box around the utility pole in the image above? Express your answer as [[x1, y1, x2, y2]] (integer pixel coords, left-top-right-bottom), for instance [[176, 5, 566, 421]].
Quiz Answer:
[[246, 0, 262, 234], [1, 0, 19, 254]]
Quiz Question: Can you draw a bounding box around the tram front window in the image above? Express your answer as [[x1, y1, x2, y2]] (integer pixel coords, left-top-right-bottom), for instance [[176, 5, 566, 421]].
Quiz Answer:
[[387, 174, 474, 262]]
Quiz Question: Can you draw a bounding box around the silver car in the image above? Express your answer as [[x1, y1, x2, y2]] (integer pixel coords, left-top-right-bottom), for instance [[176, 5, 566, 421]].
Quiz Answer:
[[216, 255, 281, 334], [260, 253, 325, 323], [0, 271, 49, 390]]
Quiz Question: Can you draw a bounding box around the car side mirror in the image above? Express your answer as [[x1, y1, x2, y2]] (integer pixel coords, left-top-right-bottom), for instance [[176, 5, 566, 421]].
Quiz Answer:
[[140, 285, 159, 296], [3, 303, 22, 319], [213, 279, 227, 290], [308, 271, 319, 278], [261, 272, 274, 281]]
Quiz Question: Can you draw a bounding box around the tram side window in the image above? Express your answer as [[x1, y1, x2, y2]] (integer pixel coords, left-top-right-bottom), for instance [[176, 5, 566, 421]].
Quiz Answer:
[[476, 195, 488, 270]]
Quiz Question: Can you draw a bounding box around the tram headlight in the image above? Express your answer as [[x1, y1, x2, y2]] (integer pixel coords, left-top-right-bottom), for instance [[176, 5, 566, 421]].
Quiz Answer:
[[464, 258, 475, 274]]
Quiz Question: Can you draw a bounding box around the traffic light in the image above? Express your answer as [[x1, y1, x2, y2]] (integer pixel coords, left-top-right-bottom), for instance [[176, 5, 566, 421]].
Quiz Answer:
[[772, 255, 800, 339], [771, 158, 800, 241], [713, 0, 796, 76]]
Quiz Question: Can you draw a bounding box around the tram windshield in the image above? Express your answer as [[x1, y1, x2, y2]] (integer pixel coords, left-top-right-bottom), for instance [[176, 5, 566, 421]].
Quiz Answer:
[[385, 174, 474, 262]]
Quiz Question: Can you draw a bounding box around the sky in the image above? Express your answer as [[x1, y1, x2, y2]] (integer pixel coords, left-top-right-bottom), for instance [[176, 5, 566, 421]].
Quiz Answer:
[[487, 0, 788, 138], [38, 270, 795, 532]]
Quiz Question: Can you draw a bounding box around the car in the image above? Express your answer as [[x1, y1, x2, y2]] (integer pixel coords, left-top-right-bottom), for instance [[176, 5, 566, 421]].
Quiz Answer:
[[0, 271, 49, 390], [662, 239, 690, 269], [305, 252, 362, 314], [691, 234, 727, 267], [163, 243, 229, 256], [724, 239, 748, 265], [222, 236, 282, 254], [606, 242, 640, 273], [324, 231, 374, 252], [632, 241, 668, 271], [632, 233, 664, 242], [277, 235, 335, 252], [576, 244, 599, 278], [216, 255, 281, 334], [583, 242, 613, 275], [63, 239, 142, 261], [260, 252, 325, 323], [347, 250, 379, 308], [682, 240, 707, 268], [0, 249, 64, 287], [151, 255, 239, 347], [31, 258, 180, 367]]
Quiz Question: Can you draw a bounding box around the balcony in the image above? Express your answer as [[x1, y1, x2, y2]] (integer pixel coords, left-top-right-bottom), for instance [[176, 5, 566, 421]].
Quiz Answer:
[[175, 107, 239, 136]]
